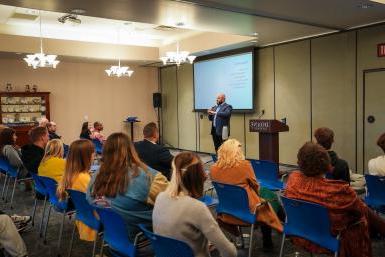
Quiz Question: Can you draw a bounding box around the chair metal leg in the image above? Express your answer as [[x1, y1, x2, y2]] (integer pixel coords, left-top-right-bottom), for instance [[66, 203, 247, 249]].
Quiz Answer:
[[279, 234, 286, 257], [43, 205, 52, 244], [99, 238, 104, 257], [3, 177, 11, 203], [1, 174, 8, 199], [57, 211, 66, 252], [31, 197, 38, 226], [92, 232, 98, 257], [9, 177, 17, 209], [248, 223, 255, 257], [39, 197, 47, 237], [67, 220, 77, 257]]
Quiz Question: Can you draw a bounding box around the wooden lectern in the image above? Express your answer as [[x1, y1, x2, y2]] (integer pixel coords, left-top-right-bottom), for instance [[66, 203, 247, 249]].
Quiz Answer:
[[249, 119, 289, 163]]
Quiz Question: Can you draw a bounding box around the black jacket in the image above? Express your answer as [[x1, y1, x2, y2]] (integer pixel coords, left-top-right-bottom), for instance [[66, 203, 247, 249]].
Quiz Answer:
[[21, 144, 44, 174], [328, 151, 350, 184], [134, 140, 173, 180]]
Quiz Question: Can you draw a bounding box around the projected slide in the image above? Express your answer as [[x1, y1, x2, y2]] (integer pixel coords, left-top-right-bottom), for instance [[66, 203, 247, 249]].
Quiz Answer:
[[194, 52, 253, 110]]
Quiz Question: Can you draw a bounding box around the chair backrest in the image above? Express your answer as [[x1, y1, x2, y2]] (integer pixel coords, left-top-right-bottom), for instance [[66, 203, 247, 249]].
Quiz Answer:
[[0, 156, 18, 177], [30, 173, 47, 196], [281, 196, 339, 252], [92, 139, 103, 154], [212, 181, 256, 224], [67, 189, 100, 231], [139, 224, 194, 257], [211, 154, 217, 162], [365, 174, 385, 204], [95, 207, 136, 257], [39, 176, 68, 211], [250, 159, 279, 182]]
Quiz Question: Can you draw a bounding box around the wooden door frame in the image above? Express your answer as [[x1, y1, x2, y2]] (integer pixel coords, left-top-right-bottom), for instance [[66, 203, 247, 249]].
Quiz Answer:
[[362, 68, 385, 172]]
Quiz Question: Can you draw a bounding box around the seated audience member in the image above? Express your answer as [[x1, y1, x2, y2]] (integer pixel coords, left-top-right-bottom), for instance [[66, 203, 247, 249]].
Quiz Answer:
[[91, 121, 105, 142], [22, 126, 49, 174], [210, 139, 283, 249], [153, 152, 237, 257], [87, 132, 168, 252], [285, 142, 385, 257], [0, 214, 28, 257], [38, 139, 65, 183], [368, 132, 385, 176], [314, 127, 350, 183], [134, 122, 173, 180], [80, 122, 92, 140], [38, 117, 49, 127], [57, 139, 96, 241], [47, 121, 61, 140], [0, 128, 29, 178]]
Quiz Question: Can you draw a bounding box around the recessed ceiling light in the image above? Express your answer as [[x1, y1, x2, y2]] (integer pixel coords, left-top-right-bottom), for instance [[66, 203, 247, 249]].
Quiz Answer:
[[251, 40, 258, 43], [70, 9, 86, 15], [252, 32, 258, 36], [357, 3, 373, 8], [175, 21, 185, 27]]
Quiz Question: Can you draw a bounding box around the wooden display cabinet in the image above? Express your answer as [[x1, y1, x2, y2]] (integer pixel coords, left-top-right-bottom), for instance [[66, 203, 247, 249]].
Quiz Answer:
[[0, 92, 50, 146]]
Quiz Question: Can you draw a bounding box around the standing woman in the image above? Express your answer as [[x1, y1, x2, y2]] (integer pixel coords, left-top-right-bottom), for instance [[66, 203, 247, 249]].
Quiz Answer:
[[87, 132, 168, 254], [80, 122, 92, 140], [57, 139, 97, 241], [0, 127, 28, 178]]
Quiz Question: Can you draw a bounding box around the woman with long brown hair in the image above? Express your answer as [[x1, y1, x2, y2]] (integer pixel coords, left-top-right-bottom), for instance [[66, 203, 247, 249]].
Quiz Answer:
[[57, 139, 96, 241], [153, 152, 236, 257], [86, 132, 168, 246]]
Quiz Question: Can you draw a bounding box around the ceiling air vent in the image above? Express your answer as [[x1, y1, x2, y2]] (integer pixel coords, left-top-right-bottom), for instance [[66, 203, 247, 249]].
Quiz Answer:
[[9, 12, 39, 21], [154, 25, 177, 31]]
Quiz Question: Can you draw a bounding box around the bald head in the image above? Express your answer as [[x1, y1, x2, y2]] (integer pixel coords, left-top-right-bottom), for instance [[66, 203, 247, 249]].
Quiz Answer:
[[216, 93, 226, 105]]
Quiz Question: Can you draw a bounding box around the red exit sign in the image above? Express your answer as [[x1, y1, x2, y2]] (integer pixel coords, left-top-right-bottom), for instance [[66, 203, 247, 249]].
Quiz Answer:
[[378, 43, 385, 57]]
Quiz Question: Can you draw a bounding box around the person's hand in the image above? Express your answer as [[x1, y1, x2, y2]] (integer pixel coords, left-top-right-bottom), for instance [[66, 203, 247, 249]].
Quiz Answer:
[[208, 110, 216, 115]]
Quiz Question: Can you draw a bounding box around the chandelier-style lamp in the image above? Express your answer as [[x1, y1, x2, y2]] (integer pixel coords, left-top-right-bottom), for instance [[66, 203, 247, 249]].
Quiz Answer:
[[105, 25, 134, 78], [105, 59, 134, 77], [24, 11, 60, 69], [160, 42, 196, 66]]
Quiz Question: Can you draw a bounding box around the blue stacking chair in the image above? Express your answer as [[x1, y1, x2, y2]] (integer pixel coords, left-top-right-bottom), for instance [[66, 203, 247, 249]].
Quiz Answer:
[[138, 224, 194, 257], [212, 181, 262, 257], [198, 195, 219, 207], [92, 139, 103, 155], [250, 159, 285, 191], [39, 176, 75, 250], [95, 207, 141, 257], [67, 190, 101, 257], [0, 157, 32, 209], [30, 173, 49, 235], [279, 196, 340, 257], [364, 174, 385, 213]]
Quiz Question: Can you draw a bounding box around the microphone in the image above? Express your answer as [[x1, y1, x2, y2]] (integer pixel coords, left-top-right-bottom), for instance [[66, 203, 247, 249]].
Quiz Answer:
[[257, 109, 265, 119]]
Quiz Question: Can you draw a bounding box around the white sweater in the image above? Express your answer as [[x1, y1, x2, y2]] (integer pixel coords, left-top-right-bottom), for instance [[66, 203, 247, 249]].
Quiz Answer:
[[153, 192, 237, 257], [368, 155, 385, 176]]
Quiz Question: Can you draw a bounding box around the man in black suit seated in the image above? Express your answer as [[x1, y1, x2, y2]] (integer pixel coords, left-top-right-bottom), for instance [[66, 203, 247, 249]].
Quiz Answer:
[[134, 122, 173, 180]]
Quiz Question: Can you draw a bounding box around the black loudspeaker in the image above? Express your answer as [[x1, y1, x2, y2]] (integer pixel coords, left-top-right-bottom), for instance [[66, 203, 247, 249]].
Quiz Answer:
[[153, 93, 162, 108]]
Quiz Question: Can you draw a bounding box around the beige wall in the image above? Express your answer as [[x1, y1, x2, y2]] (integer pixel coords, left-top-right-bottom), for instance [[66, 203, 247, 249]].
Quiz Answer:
[[0, 59, 159, 144], [160, 24, 385, 172]]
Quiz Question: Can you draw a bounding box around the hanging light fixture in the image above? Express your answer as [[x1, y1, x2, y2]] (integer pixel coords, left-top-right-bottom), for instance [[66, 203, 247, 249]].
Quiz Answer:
[[24, 11, 60, 69], [105, 25, 134, 78], [160, 42, 196, 66], [105, 59, 134, 77]]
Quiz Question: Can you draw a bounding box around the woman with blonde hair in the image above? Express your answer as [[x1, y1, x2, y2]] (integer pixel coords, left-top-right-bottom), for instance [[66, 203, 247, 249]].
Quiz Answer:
[[38, 139, 65, 182], [153, 151, 236, 257], [87, 132, 168, 254], [57, 139, 96, 241], [210, 138, 283, 249]]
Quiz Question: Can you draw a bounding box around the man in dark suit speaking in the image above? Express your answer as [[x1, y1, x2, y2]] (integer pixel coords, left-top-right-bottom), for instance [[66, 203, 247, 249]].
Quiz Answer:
[[208, 93, 233, 151], [134, 122, 173, 180]]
